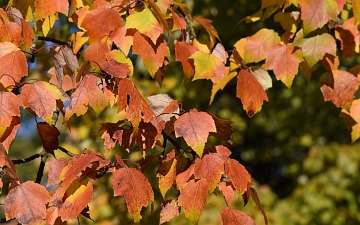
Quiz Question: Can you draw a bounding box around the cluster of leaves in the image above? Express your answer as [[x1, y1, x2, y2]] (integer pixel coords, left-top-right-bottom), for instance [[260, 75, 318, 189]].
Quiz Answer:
[[0, 0, 359, 224]]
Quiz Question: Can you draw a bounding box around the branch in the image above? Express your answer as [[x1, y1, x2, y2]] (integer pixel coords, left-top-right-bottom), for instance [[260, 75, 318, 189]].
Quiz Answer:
[[161, 131, 182, 152], [12, 153, 41, 165], [37, 36, 69, 45], [57, 146, 74, 156], [35, 150, 48, 184]]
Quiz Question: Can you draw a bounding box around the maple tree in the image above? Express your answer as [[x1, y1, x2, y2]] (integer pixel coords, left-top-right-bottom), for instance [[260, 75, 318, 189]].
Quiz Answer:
[[0, 0, 359, 224]]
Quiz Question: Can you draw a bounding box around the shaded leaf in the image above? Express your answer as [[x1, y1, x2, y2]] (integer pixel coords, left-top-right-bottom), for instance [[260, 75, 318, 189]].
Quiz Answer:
[[112, 161, 154, 223], [178, 179, 209, 224], [244, 28, 280, 63], [4, 181, 52, 224], [221, 207, 256, 225], [160, 200, 180, 224], [176, 164, 195, 191], [218, 182, 235, 205], [236, 70, 268, 117], [0, 117, 20, 152], [99, 59, 131, 78], [20, 81, 62, 124], [0, 92, 21, 138], [320, 70, 359, 108], [83, 38, 110, 63], [335, 17, 360, 57], [170, 8, 186, 31], [293, 30, 336, 67], [208, 113, 233, 144], [193, 18, 219, 49], [174, 109, 216, 157], [266, 44, 303, 87], [0, 144, 17, 174], [46, 158, 69, 187], [158, 158, 177, 197], [298, 0, 338, 34], [37, 122, 60, 156], [110, 26, 134, 55], [175, 42, 198, 80], [59, 179, 93, 221], [148, 93, 179, 122]]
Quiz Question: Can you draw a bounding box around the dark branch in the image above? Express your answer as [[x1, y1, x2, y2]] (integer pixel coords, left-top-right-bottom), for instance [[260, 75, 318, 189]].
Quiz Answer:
[[12, 153, 41, 165], [58, 146, 74, 156], [161, 131, 182, 151], [35, 151, 48, 184], [38, 36, 69, 45]]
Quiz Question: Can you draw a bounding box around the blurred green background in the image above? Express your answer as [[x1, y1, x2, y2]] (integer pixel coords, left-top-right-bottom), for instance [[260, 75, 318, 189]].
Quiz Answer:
[[2, 0, 360, 224]]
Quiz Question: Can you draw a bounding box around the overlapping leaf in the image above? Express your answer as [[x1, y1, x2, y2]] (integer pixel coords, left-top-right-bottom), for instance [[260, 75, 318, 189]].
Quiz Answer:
[[4, 181, 52, 224], [298, 0, 338, 34], [266, 44, 303, 87], [224, 159, 252, 196], [320, 70, 359, 108], [0, 92, 21, 138], [46, 158, 69, 187], [335, 17, 360, 57], [83, 38, 110, 63], [190, 50, 225, 83], [178, 179, 209, 224], [175, 42, 199, 80], [0, 117, 20, 152], [126, 8, 163, 44], [112, 155, 154, 223], [244, 28, 280, 63], [174, 109, 216, 157], [0, 49, 27, 88], [34, 0, 68, 21], [20, 81, 62, 124], [158, 154, 177, 197], [133, 32, 169, 77], [64, 74, 108, 121], [236, 70, 268, 117], [293, 31, 336, 67]]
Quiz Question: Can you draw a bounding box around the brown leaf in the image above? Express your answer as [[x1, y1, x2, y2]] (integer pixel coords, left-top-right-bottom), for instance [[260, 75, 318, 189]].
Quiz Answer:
[[224, 159, 252, 196], [178, 179, 209, 224], [37, 122, 60, 156], [208, 113, 233, 145], [174, 109, 216, 157], [160, 200, 180, 224], [112, 162, 154, 222], [136, 121, 159, 152], [335, 17, 360, 57], [46, 158, 69, 187], [99, 59, 131, 78], [236, 70, 268, 117], [320, 70, 359, 108], [221, 207, 256, 225], [158, 157, 177, 197], [4, 181, 52, 224]]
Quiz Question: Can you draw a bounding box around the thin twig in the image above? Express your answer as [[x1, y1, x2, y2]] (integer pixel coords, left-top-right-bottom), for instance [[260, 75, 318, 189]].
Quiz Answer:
[[12, 153, 41, 165], [58, 146, 74, 157], [38, 36, 69, 45], [35, 150, 48, 184]]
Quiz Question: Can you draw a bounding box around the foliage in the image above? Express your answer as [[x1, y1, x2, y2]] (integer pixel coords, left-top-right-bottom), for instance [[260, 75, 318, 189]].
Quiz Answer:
[[0, 0, 359, 224]]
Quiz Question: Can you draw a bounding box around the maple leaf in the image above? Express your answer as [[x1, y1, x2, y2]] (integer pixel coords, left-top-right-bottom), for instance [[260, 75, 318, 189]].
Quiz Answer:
[[174, 109, 216, 157], [320, 70, 359, 108], [46, 158, 69, 187], [0, 49, 27, 88], [148, 93, 179, 122], [190, 50, 225, 83], [175, 42, 198, 80], [126, 8, 163, 44], [266, 44, 303, 88], [64, 74, 108, 121], [81, 6, 124, 43], [0, 42, 18, 58], [194, 154, 224, 193], [0, 92, 21, 139], [59, 179, 93, 221], [99, 59, 131, 78], [4, 181, 52, 224], [250, 67, 273, 90], [106, 49, 134, 76], [158, 157, 177, 197], [0, 21, 22, 47], [293, 30, 336, 67], [110, 26, 134, 56], [37, 122, 60, 156], [244, 28, 280, 63], [221, 207, 256, 225], [193, 18, 219, 49], [20, 81, 62, 124], [160, 200, 180, 224], [170, 8, 186, 31], [84, 38, 111, 63], [218, 182, 235, 205], [236, 70, 268, 117], [0, 117, 20, 152], [208, 113, 234, 144], [132, 31, 169, 77], [335, 17, 360, 57], [136, 120, 159, 151], [117, 78, 154, 127], [224, 159, 252, 196], [176, 164, 195, 191], [210, 67, 237, 104], [341, 99, 360, 142], [298, 0, 338, 34], [34, 0, 68, 21], [178, 179, 209, 224], [112, 157, 154, 223]]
